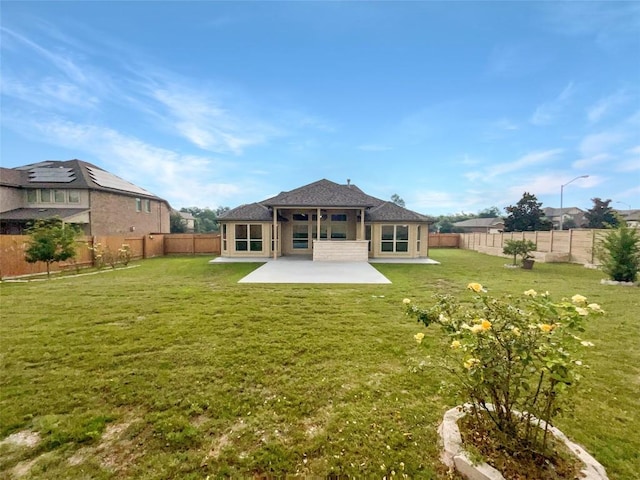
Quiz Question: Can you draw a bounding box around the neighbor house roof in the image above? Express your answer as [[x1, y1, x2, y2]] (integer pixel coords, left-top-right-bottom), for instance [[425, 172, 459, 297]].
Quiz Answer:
[[0, 208, 89, 221], [220, 179, 432, 223], [453, 217, 504, 228], [6, 159, 168, 203], [542, 207, 584, 217]]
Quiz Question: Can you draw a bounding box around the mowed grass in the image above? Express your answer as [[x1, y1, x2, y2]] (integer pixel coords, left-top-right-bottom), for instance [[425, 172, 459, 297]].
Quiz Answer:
[[0, 250, 638, 479]]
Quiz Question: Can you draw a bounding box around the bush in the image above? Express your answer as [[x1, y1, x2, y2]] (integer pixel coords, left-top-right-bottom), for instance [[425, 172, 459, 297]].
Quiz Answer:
[[403, 284, 604, 458], [597, 224, 640, 283], [502, 239, 536, 266]]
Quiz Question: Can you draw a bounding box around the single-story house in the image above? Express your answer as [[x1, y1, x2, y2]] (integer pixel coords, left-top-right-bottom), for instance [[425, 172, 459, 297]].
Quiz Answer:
[[452, 217, 504, 234], [218, 179, 433, 261], [0, 160, 171, 235]]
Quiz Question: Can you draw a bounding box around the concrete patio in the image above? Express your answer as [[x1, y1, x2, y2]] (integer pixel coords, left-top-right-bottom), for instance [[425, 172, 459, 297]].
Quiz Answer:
[[209, 256, 439, 284]]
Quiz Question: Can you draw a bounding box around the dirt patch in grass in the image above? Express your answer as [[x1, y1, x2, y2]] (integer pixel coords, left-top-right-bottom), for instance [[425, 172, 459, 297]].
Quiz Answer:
[[0, 430, 41, 449]]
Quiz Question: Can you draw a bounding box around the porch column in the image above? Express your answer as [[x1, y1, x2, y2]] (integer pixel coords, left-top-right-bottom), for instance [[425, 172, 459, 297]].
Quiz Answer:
[[273, 207, 278, 260], [317, 208, 321, 241], [360, 208, 365, 240]]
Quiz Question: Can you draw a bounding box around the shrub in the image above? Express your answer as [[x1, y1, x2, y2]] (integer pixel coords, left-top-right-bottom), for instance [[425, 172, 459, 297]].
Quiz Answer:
[[403, 284, 603, 458], [597, 224, 640, 283], [502, 239, 536, 266]]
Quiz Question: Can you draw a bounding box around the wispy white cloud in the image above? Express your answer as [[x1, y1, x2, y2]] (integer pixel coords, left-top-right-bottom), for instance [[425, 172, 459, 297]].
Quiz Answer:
[[579, 131, 625, 157], [491, 149, 564, 177], [18, 117, 241, 208], [530, 82, 576, 126], [572, 153, 612, 170], [587, 90, 631, 123], [507, 172, 599, 197]]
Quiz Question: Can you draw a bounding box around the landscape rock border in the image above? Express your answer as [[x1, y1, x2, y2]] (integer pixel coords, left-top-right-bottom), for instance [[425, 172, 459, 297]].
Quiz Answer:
[[438, 404, 608, 480]]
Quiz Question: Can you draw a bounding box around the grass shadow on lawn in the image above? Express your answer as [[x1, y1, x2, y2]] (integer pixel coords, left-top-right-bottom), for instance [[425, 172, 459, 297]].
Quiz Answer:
[[0, 250, 638, 478]]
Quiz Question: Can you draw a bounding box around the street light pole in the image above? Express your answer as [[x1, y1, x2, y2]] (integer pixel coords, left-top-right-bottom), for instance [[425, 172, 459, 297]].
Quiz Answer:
[[560, 175, 589, 230]]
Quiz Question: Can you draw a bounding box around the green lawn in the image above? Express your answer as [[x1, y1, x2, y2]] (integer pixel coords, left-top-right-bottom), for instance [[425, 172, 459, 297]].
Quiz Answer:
[[1, 250, 638, 479]]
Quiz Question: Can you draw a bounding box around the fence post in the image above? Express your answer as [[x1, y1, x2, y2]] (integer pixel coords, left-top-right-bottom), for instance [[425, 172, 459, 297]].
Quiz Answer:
[[569, 229, 573, 260], [549, 230, 554, 252]]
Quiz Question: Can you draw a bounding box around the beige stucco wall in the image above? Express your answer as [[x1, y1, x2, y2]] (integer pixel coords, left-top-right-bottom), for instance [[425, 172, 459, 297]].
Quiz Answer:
[[0, 186, 23, 213], [221, 219, 431, 259]]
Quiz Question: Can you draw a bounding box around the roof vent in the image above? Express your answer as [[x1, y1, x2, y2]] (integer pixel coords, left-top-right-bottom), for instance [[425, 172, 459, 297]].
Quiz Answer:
[[347, 178, 351, 187]]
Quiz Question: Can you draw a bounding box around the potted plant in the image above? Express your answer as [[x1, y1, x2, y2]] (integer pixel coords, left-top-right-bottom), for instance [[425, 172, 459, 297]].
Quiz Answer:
[[403, 285, 608, 479], [503, 239, 537, 269]]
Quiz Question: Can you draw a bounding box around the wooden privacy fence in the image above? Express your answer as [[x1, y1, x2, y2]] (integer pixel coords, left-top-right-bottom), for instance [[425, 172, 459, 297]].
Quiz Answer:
[[0, 233, 221, 279], [429, 233, 460, 248], [460, 229, 609, 264]]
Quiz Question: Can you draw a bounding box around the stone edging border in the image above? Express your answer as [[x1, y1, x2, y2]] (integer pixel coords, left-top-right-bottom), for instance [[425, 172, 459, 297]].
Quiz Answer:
[[438, 404, 608, 480]]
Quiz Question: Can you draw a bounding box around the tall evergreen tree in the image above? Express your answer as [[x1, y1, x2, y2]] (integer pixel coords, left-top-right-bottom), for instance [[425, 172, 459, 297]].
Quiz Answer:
[[504, 192, 553, 232], [584, 198, 620, 229]]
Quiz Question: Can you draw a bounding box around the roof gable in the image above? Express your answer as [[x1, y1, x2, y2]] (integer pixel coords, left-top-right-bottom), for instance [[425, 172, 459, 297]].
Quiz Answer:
[[262, 179, 383, 207], [366, 201, 432, 222]]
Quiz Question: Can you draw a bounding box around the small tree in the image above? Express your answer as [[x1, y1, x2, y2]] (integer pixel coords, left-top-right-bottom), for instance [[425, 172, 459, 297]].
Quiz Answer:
[[25, 218, 80, 277], [503, 239, 537, 266], [170, 212, 187, 233], [504, 193, 552, 232], [597, 223, 640, 282]]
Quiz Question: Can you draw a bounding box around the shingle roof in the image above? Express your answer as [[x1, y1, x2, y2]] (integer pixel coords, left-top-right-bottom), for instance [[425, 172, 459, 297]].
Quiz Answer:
[[0, 208, 89, 221], [219, 179, 433, 223], [453, 217, 504, 228], [261, 179, 383, 207], [219, 203, 286, 222], [366, 201, 432, 222], [6, 160, 168, 203]]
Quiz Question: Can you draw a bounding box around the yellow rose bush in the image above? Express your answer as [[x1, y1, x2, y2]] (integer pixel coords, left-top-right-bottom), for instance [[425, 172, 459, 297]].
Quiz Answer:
[[404, 284, 604, 456]]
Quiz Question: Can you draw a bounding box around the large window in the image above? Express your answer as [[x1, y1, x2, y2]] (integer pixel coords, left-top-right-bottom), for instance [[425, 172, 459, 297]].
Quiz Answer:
[[235, 224, 263, 252], [144, 199, 151, 213], [381, 225, 409, 253], [135, 198, 142, 212], [26, 190, 37, 203], [292, 224, 309, 249], [54, 190, 66, 203], [40, 189, 52, 203], [68, 190, 80, 203], [222, 224, 227, 251]]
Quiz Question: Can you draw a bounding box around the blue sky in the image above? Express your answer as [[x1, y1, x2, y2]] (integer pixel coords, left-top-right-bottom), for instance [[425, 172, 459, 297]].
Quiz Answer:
[[1, 1, 639, 215]]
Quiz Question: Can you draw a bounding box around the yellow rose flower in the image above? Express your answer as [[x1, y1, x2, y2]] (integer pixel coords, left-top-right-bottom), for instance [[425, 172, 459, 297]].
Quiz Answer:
[[450, 340, 461, 349], [524, 289, 537, 297], [403, 298, 411, 305], [414, 332, 425, 344], [481, 319, 492, 331], [575, 307, 589, 316], [539, 323, 553, 333], [571, 294, 587, 305], [464, 358, 480, 369], [467, 282, 484, 293], [587, 303, 603, 313]]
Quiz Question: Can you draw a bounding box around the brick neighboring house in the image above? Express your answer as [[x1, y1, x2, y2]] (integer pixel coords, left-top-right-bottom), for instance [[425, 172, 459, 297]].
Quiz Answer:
[[452, 217, 504, 234], [219, 178, 433, 261], [615, 209, 640, 228], [542, 207, 586, 230], [0, 160, 171, 235]]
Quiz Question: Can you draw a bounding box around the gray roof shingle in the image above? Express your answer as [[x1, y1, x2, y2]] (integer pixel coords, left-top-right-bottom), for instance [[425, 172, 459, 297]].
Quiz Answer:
[[219, 179, 433, 223]]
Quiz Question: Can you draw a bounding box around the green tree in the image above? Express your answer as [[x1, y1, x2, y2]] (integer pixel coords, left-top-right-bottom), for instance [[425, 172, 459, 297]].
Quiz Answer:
[[504, 193, 552, 232], [478, 206, 501, 218], [170, 212, 187, 233], [181, 206, 230, 233], [24, 218, 80, 278], [585, 198, 620, 229], [390, 194, 405, 207], [597, 223, 640, 282]]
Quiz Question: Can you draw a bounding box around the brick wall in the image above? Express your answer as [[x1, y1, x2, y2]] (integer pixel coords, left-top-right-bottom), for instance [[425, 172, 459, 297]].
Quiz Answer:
[[89, 191, 170, 235]]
